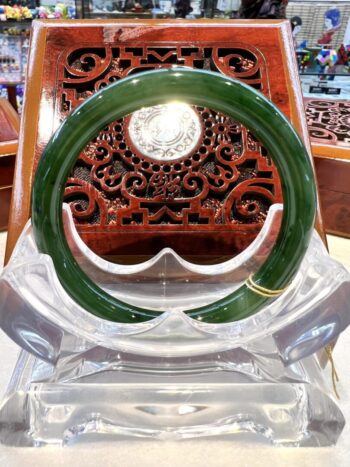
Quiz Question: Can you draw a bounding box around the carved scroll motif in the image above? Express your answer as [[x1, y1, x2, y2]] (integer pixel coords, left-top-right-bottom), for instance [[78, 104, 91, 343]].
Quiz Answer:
[[57, 44, 280, 236], [306, 99, 350, 145]]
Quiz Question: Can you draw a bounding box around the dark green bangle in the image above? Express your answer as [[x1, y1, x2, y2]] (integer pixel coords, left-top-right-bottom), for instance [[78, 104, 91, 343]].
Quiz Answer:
[[32, 68, 316, 324]]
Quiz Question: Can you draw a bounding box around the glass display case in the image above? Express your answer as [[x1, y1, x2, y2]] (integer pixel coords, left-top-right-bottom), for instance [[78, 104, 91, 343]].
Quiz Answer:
[[79, 0, 171, 19], [0, 0, 78, 110], [285, 1, 350, 94], [77, 0, 241, 19], [0, 33, 29, 84]]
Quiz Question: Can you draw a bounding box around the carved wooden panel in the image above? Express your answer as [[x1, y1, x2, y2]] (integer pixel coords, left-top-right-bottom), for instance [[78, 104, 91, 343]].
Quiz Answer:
[[305, 97, 350, 238], [6, 20, 314, 261], [56, 43, 280, 256], [305, 98, 350, 147]]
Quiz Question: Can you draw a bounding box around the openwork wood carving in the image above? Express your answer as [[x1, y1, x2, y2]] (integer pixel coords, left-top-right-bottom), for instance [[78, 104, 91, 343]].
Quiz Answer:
[[55, 44, 281, 256], [305, 99, 350, 146], [305, 97, 350, 238]]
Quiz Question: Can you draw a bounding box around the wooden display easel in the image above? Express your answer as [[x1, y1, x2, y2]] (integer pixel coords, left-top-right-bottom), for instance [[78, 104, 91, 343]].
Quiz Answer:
[[5, 19, 325, 263]]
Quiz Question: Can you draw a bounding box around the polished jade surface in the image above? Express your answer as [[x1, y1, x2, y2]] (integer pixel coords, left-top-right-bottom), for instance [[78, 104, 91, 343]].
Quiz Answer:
[[32, 69, 316, 323]]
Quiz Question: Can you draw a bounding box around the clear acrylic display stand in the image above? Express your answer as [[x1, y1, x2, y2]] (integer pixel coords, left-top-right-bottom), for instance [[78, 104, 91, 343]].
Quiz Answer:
[[0, 204, 350, 446]]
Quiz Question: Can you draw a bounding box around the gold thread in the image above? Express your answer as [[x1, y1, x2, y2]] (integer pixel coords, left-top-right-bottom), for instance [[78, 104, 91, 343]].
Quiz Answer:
[[245, 274, 289, 298], [245, 281, 279, 298], [325, 345, 340, 400], [247, 275, 287, 294]]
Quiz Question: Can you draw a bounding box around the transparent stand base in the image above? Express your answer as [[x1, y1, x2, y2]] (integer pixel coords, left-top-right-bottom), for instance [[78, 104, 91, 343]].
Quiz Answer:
[[0, 347, 344, 447], [1, 205, 348, 447]]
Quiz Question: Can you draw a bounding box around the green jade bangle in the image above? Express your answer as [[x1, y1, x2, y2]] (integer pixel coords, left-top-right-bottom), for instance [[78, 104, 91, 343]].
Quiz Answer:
[[32, 69, 316, 324]]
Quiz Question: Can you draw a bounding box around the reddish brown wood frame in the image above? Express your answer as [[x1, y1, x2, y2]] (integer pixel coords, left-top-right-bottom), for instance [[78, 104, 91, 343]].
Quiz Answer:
[[305, 97, 350, 238], [0, 98, 19, 232], [5, 19, 323, 263]]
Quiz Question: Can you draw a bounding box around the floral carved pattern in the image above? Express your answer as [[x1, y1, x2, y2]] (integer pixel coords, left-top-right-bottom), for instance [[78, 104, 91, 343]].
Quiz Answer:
[[56, 43, 281, 254], [305, 99, 350, 146]]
